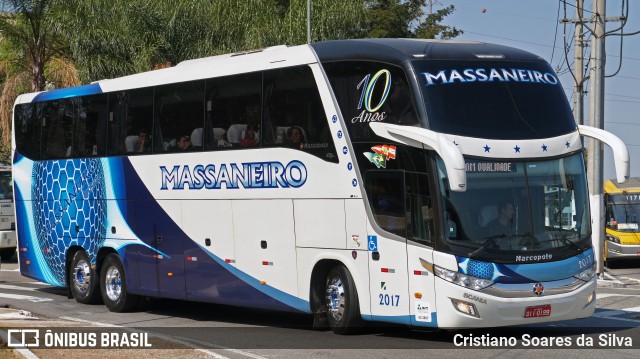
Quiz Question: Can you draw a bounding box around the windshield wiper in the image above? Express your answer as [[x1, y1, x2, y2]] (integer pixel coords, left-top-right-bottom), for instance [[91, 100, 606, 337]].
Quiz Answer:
[[546, 233, 584, 253], [468, 234, 506, 257], [469, 233, 534, 258]]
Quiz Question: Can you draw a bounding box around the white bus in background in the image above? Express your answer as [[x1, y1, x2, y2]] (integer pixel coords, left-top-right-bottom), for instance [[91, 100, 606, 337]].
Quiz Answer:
[[12, 39, 630, 333], [0, 165, 16, 262]]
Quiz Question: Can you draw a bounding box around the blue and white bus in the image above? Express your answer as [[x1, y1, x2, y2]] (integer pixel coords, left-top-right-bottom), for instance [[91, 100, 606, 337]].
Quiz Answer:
[[12, 39, 630, 333]]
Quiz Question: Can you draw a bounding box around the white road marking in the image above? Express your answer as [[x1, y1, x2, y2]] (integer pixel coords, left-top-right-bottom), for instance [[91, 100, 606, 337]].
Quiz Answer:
[[0, 329, 39, 359], [0, 283, 39, 291], [0, 292, 52, 303], [597, 293, 640, 299], [61, 316, 266, 359]]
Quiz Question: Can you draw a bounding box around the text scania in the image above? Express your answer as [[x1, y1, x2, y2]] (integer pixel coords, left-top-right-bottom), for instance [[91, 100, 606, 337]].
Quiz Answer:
[[160, 160, 307, 190], [421, 68, 559, 86]]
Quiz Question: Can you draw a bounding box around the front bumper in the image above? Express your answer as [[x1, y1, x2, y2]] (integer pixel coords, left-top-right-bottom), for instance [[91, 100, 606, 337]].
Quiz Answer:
[[606, 241, 640, 260], [434, 276, 596, 328]]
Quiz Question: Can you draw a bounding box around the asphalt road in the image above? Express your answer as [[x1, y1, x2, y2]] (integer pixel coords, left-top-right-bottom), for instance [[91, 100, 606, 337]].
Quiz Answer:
[[1, 254, 640, 358]]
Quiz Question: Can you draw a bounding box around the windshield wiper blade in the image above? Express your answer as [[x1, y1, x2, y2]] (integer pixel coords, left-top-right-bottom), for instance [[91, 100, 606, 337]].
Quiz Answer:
[[547, 234, 583, 253], [468, 234, 506, 257], [469, 233, 534, 257]]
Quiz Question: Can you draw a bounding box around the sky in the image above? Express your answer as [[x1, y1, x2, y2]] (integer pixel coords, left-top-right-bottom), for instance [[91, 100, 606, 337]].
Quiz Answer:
[[440, 0, 640, 182]]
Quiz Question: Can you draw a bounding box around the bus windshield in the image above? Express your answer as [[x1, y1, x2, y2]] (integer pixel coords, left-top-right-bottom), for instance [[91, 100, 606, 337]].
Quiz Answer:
[[606, 195, 640, 232], [413, 60, 576, 139], [437, 153, 591, 263], [0, 171, 12, 200]]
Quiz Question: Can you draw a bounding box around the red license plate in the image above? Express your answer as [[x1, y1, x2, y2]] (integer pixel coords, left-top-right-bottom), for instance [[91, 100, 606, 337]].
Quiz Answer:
[[524, 305, 551, 318]]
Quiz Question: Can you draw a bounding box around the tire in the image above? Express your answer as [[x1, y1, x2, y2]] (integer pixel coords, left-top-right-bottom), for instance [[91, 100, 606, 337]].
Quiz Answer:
[[69, 251, 101, 304], [100, 254, 140, 312], [0, 248, 15, 261], [324, 265, 362, 334]]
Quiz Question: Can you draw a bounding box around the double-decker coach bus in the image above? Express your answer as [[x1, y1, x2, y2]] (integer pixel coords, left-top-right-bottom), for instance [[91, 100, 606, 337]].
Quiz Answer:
[[12, 39, 630, 332], [604, 178, 640, 265]]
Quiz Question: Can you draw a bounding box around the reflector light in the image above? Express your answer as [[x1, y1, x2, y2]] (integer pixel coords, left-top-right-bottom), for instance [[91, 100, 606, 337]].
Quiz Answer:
[[414, 292, 423, 299]]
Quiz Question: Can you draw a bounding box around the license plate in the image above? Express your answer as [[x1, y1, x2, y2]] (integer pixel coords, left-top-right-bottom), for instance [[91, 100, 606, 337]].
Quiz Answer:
[[524, 305, 551, 318]]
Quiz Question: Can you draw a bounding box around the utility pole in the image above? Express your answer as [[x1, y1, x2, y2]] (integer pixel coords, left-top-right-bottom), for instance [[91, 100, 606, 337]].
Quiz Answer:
[[573, 0, 585, 126], [588, 0, 606, 275], [562, 0, 625, 275], [307, 0, 312, 43]]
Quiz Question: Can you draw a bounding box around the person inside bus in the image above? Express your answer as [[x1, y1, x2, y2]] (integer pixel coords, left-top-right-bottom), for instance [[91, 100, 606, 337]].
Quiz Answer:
[[137, 128, 151, 153], [287, 126, 305, 150], [175, 135, 192, 151], [486, 201, 515, 237], [240, 125, 258, 148]]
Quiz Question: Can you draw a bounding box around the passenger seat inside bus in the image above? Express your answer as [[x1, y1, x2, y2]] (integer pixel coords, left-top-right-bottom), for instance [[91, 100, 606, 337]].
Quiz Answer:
[[227, 124, 247, 147], [125, 135, 139, 152], [477, 205, 498, 228]]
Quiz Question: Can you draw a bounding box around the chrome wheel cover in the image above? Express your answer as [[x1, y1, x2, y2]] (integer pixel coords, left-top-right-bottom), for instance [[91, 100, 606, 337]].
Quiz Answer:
[[73, 259, 91, 294], [105, 265, 122, 302], [325, 276, 346, 323]]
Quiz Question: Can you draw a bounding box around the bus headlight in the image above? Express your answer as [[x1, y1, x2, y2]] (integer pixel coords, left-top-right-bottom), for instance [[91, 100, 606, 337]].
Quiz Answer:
[[606, 234, 620, 244], [434, 265, 493, 290], [574, 264, 596, 282]]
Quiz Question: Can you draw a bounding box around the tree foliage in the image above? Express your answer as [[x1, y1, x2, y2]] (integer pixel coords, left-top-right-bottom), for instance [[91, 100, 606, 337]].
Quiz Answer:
[[366, 0, 462, 39], [0, 0, 79, 147], [0, 0, 459, 155]]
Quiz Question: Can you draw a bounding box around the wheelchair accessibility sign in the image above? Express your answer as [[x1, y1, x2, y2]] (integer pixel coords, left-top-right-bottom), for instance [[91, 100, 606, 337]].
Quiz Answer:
[[368, 235, 378, 251]]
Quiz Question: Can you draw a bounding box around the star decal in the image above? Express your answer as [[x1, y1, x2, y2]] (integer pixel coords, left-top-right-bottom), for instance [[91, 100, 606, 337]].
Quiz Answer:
[[514, 145, 521, 153], [541, 144, 548, 152], [483, 144, 491, 153], [565, 141, 571, 148]]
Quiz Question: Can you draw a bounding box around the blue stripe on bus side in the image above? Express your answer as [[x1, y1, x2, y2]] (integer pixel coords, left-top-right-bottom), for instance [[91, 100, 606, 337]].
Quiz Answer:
[[31, 83, 103, 102]]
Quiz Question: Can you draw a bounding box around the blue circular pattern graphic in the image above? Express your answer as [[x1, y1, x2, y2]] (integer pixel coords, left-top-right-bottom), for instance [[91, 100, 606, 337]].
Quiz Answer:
[[466, 260, 494, 280], [31, 159, 107, 284]]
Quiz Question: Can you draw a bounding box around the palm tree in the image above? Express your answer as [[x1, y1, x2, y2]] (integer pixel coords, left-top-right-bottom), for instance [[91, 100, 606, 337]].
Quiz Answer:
[[0, 0, 79, 153]]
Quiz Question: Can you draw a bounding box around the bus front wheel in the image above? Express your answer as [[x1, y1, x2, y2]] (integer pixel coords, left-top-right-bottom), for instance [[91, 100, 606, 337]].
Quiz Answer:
[[324, 265, 362, 334], [69, 250, 101, 304], [100, 254, 139, 312]]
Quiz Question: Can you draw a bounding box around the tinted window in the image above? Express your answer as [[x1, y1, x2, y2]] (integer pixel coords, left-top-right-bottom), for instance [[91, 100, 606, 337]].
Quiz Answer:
[[413, 60, 576, 139], [205, 73, 261, 150], [14, 103, 41, 160], [154, 80, 205, 153], [108, 88, 154, 155], [263, 66, 337, 162], [322, 61, 419, 142], [41, 99, 74, 159], [71, 94, 108, 157]]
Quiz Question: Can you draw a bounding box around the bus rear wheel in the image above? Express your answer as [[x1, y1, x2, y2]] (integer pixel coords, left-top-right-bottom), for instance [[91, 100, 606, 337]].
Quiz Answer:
[[324, 265, 362, 334], [100, 254, 140, 312], [69, 250, 101, 304]]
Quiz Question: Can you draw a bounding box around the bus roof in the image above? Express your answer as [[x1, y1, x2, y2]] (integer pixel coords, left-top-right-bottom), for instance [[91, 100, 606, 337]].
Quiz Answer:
[[310, 38, 546, 65], [605, 177, 640, 193], [15, 38, 547, 105]]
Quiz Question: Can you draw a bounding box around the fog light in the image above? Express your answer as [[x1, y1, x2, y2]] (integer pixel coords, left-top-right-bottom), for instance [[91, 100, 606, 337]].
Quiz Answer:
[[450, 298, 479, 318], [586, 291, 595, 307]]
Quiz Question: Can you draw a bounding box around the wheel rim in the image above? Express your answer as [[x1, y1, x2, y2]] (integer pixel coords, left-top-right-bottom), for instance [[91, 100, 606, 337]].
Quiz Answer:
[[73, 259, 91, 294], [105, 265, 122, 302], [325, 276, 346, 323]]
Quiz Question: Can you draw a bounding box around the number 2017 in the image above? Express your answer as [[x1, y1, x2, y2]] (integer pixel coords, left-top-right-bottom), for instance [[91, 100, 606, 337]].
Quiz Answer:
[[379, 293, 400, 306]]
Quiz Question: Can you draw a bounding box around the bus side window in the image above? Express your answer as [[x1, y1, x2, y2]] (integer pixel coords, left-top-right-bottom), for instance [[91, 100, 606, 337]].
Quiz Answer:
[[14, 103, 42, 160], [108, 88, 153, 156], [205, 73, 261, 151], [364, 170, 406, 237], [41, 99, 73, 160], [263, 66, 338, 162], [154, 80, 205, 153]]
